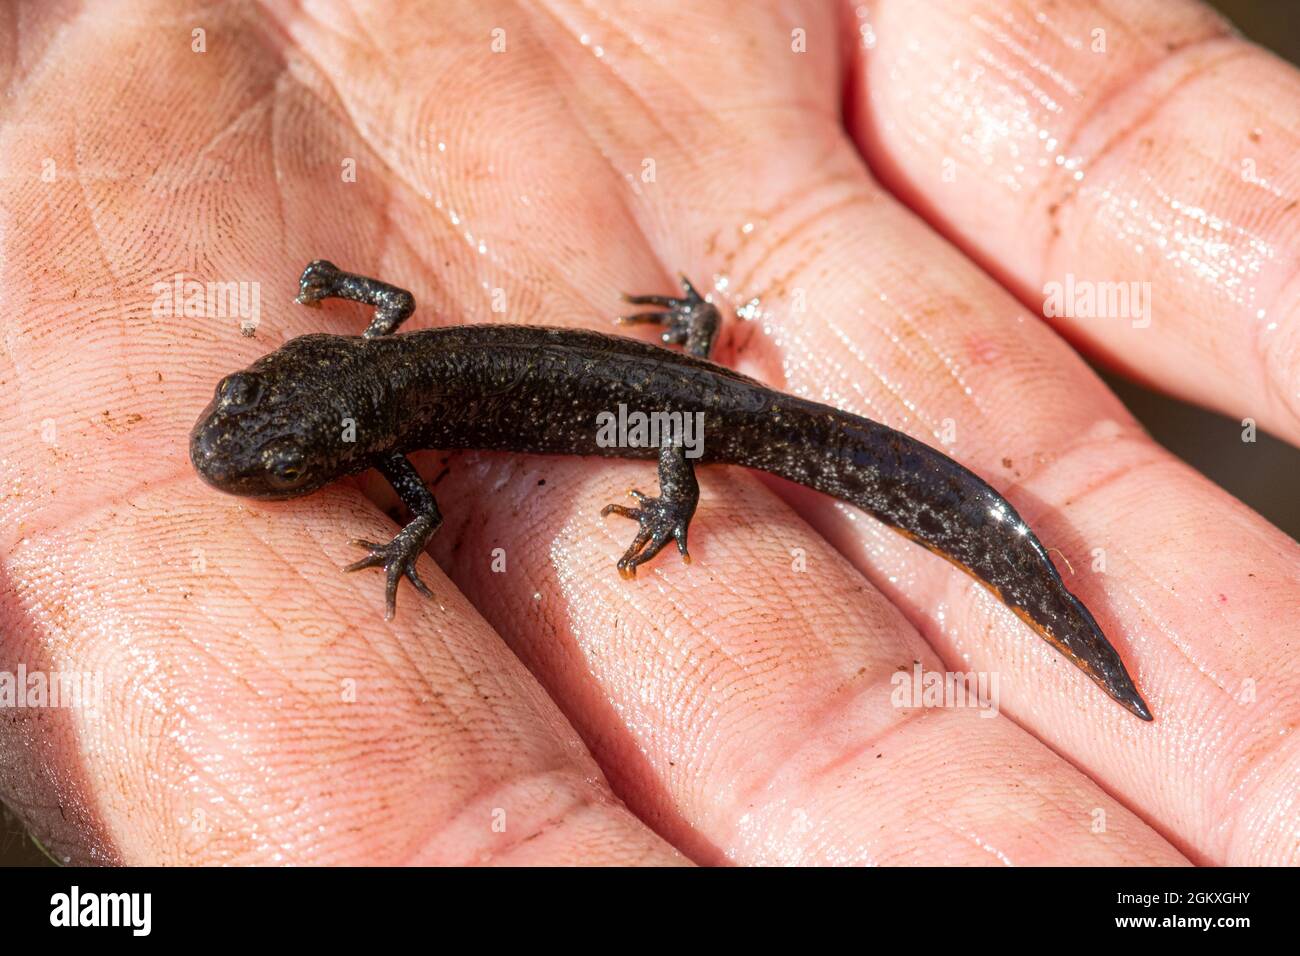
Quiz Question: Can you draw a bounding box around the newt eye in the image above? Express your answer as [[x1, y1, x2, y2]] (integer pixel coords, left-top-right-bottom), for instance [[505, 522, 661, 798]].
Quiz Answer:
[[217, 373, 262, 410], [263, 442, 307, 490]]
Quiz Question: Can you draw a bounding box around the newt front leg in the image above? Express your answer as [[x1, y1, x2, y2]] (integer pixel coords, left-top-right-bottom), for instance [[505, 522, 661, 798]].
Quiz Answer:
[[296, 259, 416, 337], [292, 262, 441, 617], [344, 452, 443, 619]]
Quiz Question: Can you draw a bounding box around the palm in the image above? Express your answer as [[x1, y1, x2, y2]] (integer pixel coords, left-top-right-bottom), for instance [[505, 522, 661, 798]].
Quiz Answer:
[[1, 0, 1295, 864]]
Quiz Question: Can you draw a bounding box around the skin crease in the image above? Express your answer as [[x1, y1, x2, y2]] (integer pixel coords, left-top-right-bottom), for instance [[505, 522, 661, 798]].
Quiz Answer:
[[0, 0, 1294, 865]]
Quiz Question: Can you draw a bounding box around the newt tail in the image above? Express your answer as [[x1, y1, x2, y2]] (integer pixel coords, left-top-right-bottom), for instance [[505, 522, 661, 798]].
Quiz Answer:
[[735, 401, 1152, 720]]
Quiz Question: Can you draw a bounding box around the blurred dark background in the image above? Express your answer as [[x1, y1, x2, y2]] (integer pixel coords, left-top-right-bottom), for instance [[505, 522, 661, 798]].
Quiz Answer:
[[1, 0, 1296, 867]]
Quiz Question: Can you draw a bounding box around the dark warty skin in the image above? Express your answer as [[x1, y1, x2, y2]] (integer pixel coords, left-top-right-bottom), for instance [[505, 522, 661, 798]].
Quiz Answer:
[[190, 260, 1152, 721]]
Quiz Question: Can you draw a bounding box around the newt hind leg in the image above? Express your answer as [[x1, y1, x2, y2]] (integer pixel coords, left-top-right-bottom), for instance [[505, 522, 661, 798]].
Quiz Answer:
[[617, 275, 720, 359], [601, 442, 699, 578]]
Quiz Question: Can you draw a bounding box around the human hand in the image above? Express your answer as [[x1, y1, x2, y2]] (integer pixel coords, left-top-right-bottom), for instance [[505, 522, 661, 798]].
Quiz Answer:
[[1, 0, 1295, 865]]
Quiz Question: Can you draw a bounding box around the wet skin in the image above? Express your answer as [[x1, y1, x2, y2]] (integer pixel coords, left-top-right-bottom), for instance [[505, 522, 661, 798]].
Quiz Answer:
[[190, 260, 1152, 721]]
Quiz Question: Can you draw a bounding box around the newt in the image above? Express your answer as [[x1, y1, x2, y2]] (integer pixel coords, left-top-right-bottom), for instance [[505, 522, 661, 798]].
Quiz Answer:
[[189, 260, 1152, 720]]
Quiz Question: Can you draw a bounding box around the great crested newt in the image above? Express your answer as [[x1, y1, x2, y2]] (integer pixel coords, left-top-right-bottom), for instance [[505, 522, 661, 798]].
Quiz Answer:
[[189, 260, 1152, 720]]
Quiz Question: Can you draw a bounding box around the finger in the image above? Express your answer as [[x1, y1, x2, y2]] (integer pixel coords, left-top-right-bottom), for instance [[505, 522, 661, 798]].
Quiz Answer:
[[286, 0, 1188, 864], [844, 0, 1300, 444], [0, 0, 681, 866]]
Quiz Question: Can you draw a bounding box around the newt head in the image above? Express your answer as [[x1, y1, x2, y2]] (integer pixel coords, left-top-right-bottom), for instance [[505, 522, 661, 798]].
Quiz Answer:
[[190, 335, 370, 500]]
